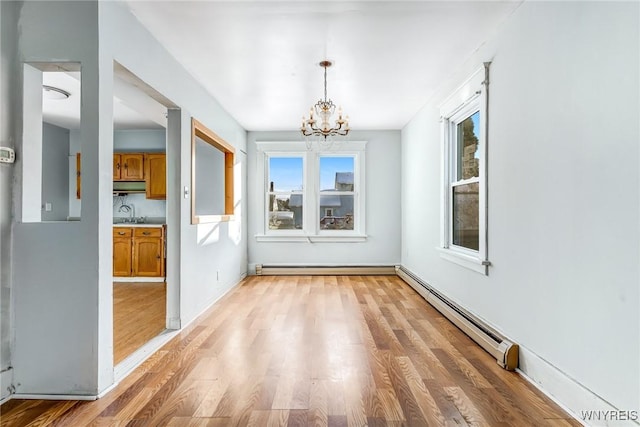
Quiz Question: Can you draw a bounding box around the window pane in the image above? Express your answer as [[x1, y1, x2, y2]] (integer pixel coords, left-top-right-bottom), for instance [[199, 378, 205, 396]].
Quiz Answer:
[[320, 156, 354, 191], [268, 193, 302, 230], [452, 182, 479, 250], [456, 111, 480, 180], [269, 157, 303, 192], [319, 194, 354, 230]]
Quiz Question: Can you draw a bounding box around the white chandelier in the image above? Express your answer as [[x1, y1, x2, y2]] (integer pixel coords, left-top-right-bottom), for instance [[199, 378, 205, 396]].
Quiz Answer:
[[300, 60, 350, 148]]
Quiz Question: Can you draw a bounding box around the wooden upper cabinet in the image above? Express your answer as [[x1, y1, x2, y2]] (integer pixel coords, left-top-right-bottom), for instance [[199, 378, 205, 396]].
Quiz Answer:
[[114, 153, 144, 181], [113, 154, 121, 180], [145, 153, 166, 200]]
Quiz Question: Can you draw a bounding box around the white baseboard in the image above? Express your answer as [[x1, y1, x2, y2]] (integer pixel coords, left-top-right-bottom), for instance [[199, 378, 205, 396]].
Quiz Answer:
[[518, 345, 639, 427], [12, 393, 97, 401], [113, 329, 180, 383], [255, 264, 396, 276]]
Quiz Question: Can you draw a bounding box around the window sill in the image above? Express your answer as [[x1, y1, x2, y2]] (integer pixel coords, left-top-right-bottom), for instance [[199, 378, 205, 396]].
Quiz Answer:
[[255, 234, 368, 243], [437, 247, 490, 275]]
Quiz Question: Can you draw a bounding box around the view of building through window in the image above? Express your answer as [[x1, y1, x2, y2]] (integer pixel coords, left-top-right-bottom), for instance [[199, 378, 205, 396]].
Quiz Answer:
[[268, 156, 303, 230], [452, 111, 480, 250], [319, 156, 354, 230], [266, 155, 356, 231]]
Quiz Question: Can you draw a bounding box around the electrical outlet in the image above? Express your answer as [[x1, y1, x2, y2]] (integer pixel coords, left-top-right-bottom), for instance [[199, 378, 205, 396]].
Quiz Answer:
[[44, 202, 52, 212]]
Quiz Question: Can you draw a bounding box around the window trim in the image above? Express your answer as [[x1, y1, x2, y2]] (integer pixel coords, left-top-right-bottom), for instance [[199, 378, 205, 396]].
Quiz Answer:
[[255, 141, 367, 242], [439, 64, 491, 274]]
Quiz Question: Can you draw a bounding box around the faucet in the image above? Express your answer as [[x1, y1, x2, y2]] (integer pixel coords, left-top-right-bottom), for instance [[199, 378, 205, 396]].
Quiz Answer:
[[117, 203, 135, 223]]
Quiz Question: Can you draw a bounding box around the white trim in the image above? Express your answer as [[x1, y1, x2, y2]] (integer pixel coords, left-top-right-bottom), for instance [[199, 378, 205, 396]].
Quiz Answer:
[[437, 247, 489, 275], [517, 345, 638, 427], [440, 65, 490, 274], [255, 141, 367, 239], [255, 234, 367, 243], [12, 393, 98, 401], [439, 66, 484, 115], [113, 329, 180, 381]]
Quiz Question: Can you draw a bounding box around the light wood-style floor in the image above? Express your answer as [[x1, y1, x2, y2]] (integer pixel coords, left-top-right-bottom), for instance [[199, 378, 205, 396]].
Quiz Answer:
[[113, 281, 167, 365], [0, 275, 578, 426]]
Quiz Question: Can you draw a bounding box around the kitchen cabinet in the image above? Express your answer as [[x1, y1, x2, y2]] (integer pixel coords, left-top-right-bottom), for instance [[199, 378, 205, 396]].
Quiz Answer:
[[113, 228, 133, 277], [133, 227, 164, 277], [113, 226, 165, 277], [145, 153, 166, 200], [114, 153, 144, 181]]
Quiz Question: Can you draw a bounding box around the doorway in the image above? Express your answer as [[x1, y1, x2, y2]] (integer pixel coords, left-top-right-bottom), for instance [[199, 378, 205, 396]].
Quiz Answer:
[[111, 62, 180, 366]]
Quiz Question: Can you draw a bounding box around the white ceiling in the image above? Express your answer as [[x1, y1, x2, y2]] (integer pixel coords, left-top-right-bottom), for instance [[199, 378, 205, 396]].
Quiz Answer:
[[125, 1, 522, 131], [42, 71, 166, 130]]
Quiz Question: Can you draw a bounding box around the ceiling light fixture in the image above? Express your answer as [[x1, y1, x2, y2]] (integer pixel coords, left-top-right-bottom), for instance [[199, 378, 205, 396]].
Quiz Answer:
[[300, 60, 349, 148], [42, 85, 70, 100]]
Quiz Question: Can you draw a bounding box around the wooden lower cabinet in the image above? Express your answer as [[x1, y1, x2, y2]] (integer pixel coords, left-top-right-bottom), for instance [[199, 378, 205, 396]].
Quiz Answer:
[[113, 228, 133, 277], [113, 226, 165, 277]]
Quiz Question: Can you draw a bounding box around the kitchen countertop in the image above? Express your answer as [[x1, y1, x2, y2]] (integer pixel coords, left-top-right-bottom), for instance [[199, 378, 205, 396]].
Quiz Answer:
[[113, 217, 166, 227], [113, 223, 165, 228]]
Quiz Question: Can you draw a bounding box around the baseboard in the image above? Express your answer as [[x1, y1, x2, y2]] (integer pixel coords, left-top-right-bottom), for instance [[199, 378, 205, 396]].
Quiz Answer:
[[255, 264, 396, 276], [113, 277, 165, 283], [12, 393, 97, 401], [517, 346, 639, 427], [113, 329, 180, 383], [0, 368, 14, 402]]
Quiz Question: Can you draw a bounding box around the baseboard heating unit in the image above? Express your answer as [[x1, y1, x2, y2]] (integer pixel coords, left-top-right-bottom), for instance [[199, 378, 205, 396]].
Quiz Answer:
[[396, 266, 519, 371], [255, 265, 396, 276]]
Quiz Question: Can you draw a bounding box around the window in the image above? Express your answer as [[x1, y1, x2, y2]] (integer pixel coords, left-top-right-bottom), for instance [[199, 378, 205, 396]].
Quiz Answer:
[[267, 156, 304, 231], [440, 64, 491, 274], [319, 156, 355, 231], [191, 118, 235, 224], [256, 141, 366, 242]]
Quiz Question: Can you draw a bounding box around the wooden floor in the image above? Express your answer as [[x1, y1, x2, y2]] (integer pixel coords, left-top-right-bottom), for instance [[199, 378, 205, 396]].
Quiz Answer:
[[113, 281, 167, 365], [0, 275, 578, 426]]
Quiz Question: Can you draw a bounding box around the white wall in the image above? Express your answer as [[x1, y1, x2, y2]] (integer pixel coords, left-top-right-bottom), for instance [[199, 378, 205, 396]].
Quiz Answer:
[[42, 122, 70, 221], [194, 137, 225, 216], [401, 1, 639, 418], [113, 129, 164, 152], [247, 130, 401, 270], [12, 0, 104, 394]]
